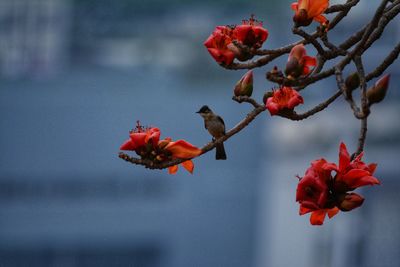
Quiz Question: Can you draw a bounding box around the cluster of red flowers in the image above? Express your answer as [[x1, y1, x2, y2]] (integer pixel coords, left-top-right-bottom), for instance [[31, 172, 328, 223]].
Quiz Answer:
[[119, 0, 386, 228], [204, 16, 269, 65], [296, 142, 380, 225], [120, 121, 202, 174]]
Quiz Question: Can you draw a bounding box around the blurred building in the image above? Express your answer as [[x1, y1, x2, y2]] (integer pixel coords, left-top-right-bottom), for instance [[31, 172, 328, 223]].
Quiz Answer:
[[0, 0, 71, 78]]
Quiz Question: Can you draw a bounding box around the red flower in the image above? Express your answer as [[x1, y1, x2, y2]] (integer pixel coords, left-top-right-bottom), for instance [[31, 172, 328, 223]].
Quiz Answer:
[[234, 16, 268, 49], [324, 142, 380, 191], [297, 142, 380, 225], [204, 16, 269, 65], [296, 159, 340, 225], [120, 122, 201, 175], [120, 122, 160, 151], [204, 26, 236, 65], [265, 86, 304, 115], [296, 159, 330, 210], [291, 0, 329, 27], [285, 44, 317, 78]]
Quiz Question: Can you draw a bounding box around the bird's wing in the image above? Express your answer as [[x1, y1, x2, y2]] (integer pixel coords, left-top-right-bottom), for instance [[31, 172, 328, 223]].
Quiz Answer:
[[217, 115, 226, 133]]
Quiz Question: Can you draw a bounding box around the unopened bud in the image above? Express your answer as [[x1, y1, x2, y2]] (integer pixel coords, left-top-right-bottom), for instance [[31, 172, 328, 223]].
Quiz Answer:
[[367, 74, 390, 105], [270, 66, 284, 78], [285, 58, 302, 78], [293, 9, 313, 27], [345, 72, 360, 95], [263, 91, 273, 105], [234, 70, 253, 97], [337, 193, 364, 212]]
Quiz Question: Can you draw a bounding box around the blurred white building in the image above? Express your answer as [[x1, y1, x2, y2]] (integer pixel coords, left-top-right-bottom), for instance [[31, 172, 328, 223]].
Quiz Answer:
[[0, 0, 71, 78]]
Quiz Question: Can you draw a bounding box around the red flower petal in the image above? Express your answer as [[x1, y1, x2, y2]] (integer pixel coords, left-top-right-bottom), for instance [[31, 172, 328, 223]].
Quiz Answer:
[[181, 160, 195, 174], [342, 169, 380, 188], [120, 139, 137, 151], [266, 98, 280, 115], [303, 55, 317, 67], [234, 25, 252, 44], [144, 127, 161, 145], [322, 162, 338, 172], [368, 163, 378, 174], [130, 132, 148, 148], [327, 207, 340, 219], [168, 165, 179, 175], [299, 205, 313, 215], [299, 201, 320, 210], [165, 140, 202, 159], [308, 0, 329, 19], [338, 142, 351, 173], [310, 210, 326, 225]]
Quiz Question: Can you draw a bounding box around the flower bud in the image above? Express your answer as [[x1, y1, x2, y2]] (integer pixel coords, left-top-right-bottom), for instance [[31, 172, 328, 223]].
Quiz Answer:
[[234, 70, 253, 97], [345, 72, 360, 95], [293, 9, 313, 27], [285, 44, 316, 78], [367, 74, 390, 105], [285, 57, 302, 78], [337, 193, 364, 211], [263, 91, 273, 105]]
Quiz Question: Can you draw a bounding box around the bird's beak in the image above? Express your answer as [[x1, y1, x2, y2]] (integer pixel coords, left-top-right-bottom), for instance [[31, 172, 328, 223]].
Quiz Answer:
[[196, 110, 200, 113]]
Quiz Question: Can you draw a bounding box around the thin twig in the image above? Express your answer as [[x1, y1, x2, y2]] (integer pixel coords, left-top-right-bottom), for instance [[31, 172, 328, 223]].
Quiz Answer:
[[355, 118, 368, 157], [278, 90, 342, 121], [366, 42, 400, 81]]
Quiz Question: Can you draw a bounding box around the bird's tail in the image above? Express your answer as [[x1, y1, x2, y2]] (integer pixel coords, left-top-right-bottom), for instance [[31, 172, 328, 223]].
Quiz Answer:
[[216, 143, 227, 160]]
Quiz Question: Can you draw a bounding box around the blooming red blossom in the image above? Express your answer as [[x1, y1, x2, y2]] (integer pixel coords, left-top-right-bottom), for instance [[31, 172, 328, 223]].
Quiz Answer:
[[296, 142, 380, 225], [204, 16, 268, 65], [296, 159, 340, 225], [323, 142, 380, 192], [120, 122, 160, 151], [204, 26, 236, 65], [291, 0, 329, 27], [120, 122, 201, 174], [285, 44, 317, 78], [265, 86, 304, 115], [234, 16, 268, 49]]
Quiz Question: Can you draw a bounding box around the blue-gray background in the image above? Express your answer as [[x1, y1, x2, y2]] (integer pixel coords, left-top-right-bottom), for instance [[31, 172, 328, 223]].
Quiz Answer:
[[0, 0, 399, 266]]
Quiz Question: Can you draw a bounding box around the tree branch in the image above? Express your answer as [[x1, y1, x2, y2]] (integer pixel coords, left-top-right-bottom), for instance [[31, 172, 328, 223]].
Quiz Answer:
[[119, 102, 266, 170], [278, 90, 342, 121]]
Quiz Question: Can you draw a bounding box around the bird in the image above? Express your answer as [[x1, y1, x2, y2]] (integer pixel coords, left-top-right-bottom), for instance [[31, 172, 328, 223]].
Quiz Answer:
[[196, 105, 227, 160]]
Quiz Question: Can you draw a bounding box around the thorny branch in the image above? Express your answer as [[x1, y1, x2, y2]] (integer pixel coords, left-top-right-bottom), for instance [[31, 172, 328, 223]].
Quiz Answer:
[[120, 0, 399, 171]]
